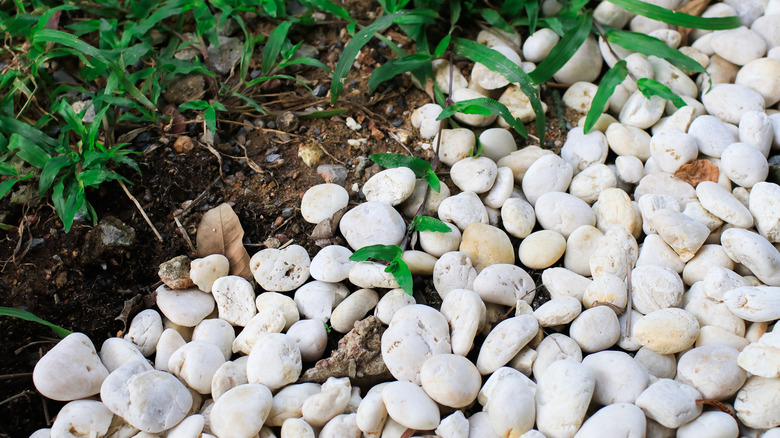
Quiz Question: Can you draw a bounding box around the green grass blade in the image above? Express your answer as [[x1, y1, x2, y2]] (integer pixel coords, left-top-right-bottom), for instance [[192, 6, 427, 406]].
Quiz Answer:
[[480, 8, 514, 33], [528, 12, 591, 85], [423, 169, 441, 193], [526, 1, 539, 34], [605, 29, 706, 75], [437, 97, 527, 137], [584, 60, 628, 133], [8, 134, 51, 169], [331, 10, 422, 105], [0, 116, 57, 148], [637, 78, 687, 109], [387, 257, 413, 295], [453, 38, 544, 143], [39, 155, 73, 197], [277, 57, 333, 74], [368, 53, 432, 94], [350, 244, 403, 262], [369, 153, 432, 177], [262, 20, 293, 75], [607, 0, 740, 30], [412, 215, 451, 233], [0, 307, 72, 338]]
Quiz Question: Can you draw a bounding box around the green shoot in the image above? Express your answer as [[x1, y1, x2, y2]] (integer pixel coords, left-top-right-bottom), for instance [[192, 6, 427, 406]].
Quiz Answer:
[[606, 0, 741, 30], [349, 244, 413, 295], [584, 60, 628, 134], [369, 153, 441, 193], [437, 97, 526, 138], [0, 307, 72, 338], [637, 78, 688, 109], [411, 216, 452, 233]]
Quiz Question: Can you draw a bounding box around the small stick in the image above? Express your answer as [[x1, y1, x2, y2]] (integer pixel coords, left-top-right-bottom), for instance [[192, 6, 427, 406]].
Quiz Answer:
[[174, 216, 195, 253], [0, 372, 32, 380], [0, 390, 34, 407], [176, 176, 221, 219], [118, 180, 163, 242]]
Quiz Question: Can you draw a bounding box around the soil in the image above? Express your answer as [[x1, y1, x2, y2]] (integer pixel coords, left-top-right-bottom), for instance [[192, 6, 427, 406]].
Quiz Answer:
[[0, 4, 577, 436]]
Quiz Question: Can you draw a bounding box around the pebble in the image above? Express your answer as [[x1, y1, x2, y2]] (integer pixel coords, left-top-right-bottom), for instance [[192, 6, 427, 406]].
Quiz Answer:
[[438, 191, 489, 230], [677, 411, 739, 438], [635, 379, 702, 429], [619, 91, 666, 129], [362, 167, 417, 206], [563, 82, 602, 113], [471, 45, 522, 90], [399, 177, 451, 217], [309, 245, 355, 283], [341, 202, 407, 250], [739, 330, 780, 378], [168, 341, 225, 394], [50, 400, 113, 438], [535, 192, 596, 238], [740, 110, 773, 157], [634, 347, 677, 380], [720, 142, 769, 188], [605, 123, 652, 160], [580, 274, 624, 310], [302, 377, 351, 427], [440, 288, 487, 356], [211, 358, 248, 401], [320, 413, 360, 437], [451, 88, 497, 127], [478, 128, 517, 162], [101, 360, 192, 433], [435, 128, 476, 166], [535, 359, 595, 438], [651, 209, 710, 262], [569, 163, 618, 204], [683, 201, 724, 232], [210, 384, 272, 438], [189, 254, 230, 293], [420, 353, 481, 408], [300, 183, 349, 224], [288, 319, 328, 362], [724, 286, 780, 322], [564, 225, 603, 276], [637, 234, 685, 274], [482, 166, 514, 209], [702, 83, 765, 125], [124, 309, 163, 357], [247, 333, 301, 391], [382, 382, 441, 432], [266, 383, 321, 427], [410, 103, 443, 139], [32, 333, 108, 401], [682, 244, 734, 285], [450, 157, 498, 194], [589, 228, 638, 279], [497, 146, 553, 183], [432, 59, 468, 95], [498, 84, 549, 124], [735, 376, 780, 429], [485, 374, 536, 437], [381, 304, 451, 384], [436, 411, 469, 438], [159, 255, 195, 289], [374, 289, 416, 325], [255, 292, 298, 331], [523, 27, 559, 63], [561, 127, 609, 175], [574, 403, 646, 438], [155, 285, 215, 327], [232, 308, 285, 355], [281, 418, 315, 438], [638, 193, 680, 235], [553, 36, 602, 84], [348, 261, 400, 289], [355, 390, 387, 436], [459, 223, 514, 271], [543, 267, 592, 302], [155, 329, 186, 373], [736, 57, 780, 107], [569, 305, 621, 353], [634, 172, 698, 209], [649, 130, 698, 173], [634, 308, 700, 354], [721, 228, 780, 286], [519, 230, 567, 270], [696, 181, 754, 228], [711, 27, 767, 66], [501, 197, 536, 238], [684, 283, 745, 336], [534, 296, 582, 327], [433, 251, 477, 299], [249, 246, 310, 292], [476, 314, 539, 375], [521, 153, 574, 205], [677, 345, 746, 400], [192, 318, 234, 360], [593, 188, 639, 235], [330, 289, 379, 333], [211, 275, 256, 326], [631, 265, 683, 314]]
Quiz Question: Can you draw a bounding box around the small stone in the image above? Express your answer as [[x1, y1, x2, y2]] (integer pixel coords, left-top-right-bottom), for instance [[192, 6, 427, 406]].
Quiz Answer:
[[210, 384, 273, 438], [435, 128, 476, 167], [569, 163, 618, 204], [381, 305, 451, 385], [702, 83, 765, 125], [206, 36, 242, 75], [159, 256, 195, 289], [563, 82, 602, 113], [564, 225, 604, 276], [411, 103, 443, 139], [711, 27, 767, 66], [677, 345, 746, 400], [155, 285, 215, 327], [374, 289, 416, 325], [317, 164, 348, 186], [569, 306, 621, 353], [330, 289, 379, 333], [339, 201, 406, 250], [553, 36, 602, 84], [696, 181, 754, 228], [634, 173, 698, 210], [286, 319, 327, 362], [211, 358, 249, 401], [476, 314, 539, 375], [619, 91, 666, 129], [348, 261, 400, 289], [631, 265, 684, 314], [438, 191, 489, 230], [459, 223, 514, 272], [533, 296, 582, 327], [168, 341, 225, 394], [255, 292, 299, 331], [523, 27, 560, 62], [736, 57, 780, 107], [649, 130, 698, 174], [651, 209, 710, 262], [294, 280, 348, 322], [634, 347, 677, 380], [518, 230, 566, 270], [521, 154, 574, 205], [382, 381, 440, 430], [247, 333, 302, 391], [721, 228, 780, 286], [634, 308, 700, 354], [720, 142, 768, 188], [50, 400, 113, 438], [635, 379, 702, 429], [535, 192, 596, 238], [211, 275, 256, 326], [479, 128, 517, 162], [301, 183, 349, 224], [735, 376, 780, 429], [309, 245, 355, 283], [33, 333, 109, 401], [436, 411, 469, 438], [154, 329, 186, 373], [676, 411, 739, 438], [560, 127, 609, 174], [542, 267, 592, 302], [450, 157, 498, 194], [189, 254, 229, 293], [440, 288, 486, 356], [125, 309, 163, 357], [276, 111, 299, 132], [582, 351, 649, 405], [485, 374, 536, 437], [723, 286, 780, 322], [688, 114, 736, 158], [574, 403, 646, 438], [362, 167, 416, 206], [451, 88, 497, 127], [606, 123, 652, 160], [250, 245, 311, 292], [482, 166, 514, 209], [501, 198, 537, 239], [535, 360, 595, 438], [589, 228, 638, 279], [420, 354, 481, 408], [232, 308, 285, 355], [302, 377, 351, 427]]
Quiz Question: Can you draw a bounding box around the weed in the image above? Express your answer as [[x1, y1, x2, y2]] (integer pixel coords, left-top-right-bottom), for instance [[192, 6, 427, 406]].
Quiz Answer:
[[0, 307, 71, 337]]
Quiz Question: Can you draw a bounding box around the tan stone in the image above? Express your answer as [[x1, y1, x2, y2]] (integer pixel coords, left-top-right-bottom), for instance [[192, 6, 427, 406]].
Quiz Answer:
[[459, 223, 514, 272]]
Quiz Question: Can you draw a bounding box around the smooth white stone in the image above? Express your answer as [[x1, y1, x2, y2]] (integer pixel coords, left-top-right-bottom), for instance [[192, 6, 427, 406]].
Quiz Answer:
[[232, 308, 285, 355], [649, 130, 698, 173], [420, 354, 481, 408], [702, 266, 746, 302], [739, 110, 773, 157], [724, 286, 780, 322], [451, 156, 498, 194], [320, 413, 360, 438], [266, 383, 321, 427], [330, 288, 379, 333], [582, 351, 650, 405], [532, 333, 582, 378], [50, 400, 113, 438], [156, 286, 215, 327], [433, 59, 468, 96], [382, 305, 451, 384], [638, 193, 680, 235], [569, 163, 618, 204], [301, 377, 351, 427], [477, 314, 539, 375], [617, 310, 644, 352], [634, 347, 677, 380], [438, 191, 489, 230], [309, 246, 355, 283], [210, 275, 256, 326], [523, 28, 560, 63], [737, 58, 780, 109], [124, 309, 163, 357], [652, 209, 710, 262], [166, 414, 205, 438], [521, 154, 573, 205], [631, 265, 683, 314], [574, 403, 646, 438], [474, 263, 535, 306], [682, 244, 734, 286], [301, 184, 349, 224], [435, 411, 469, 438], [589, 228, 638, 279], [33, 332, 108, 402], [583, 274, 626, 310], [553, 36, 602, 84], [419, 221, 461, 258], [189, 254, 229, 293], [635, 379, 702, 429], [451, 88, 497, 127], [100, 337, 147, 374], [478, 128, 517, 162], [362, 167, 416, 206], [154, 329, 185, 373], [711, 27, 767, 66], [720, 142, 768, 188], [564, 225, 603, 276], [210, 384, 272, 438], [683, 200, 724, 232], [501, 197, 536, 238], [192, 318, 234, 360], [735, 376, 780, 429], [382, 381, 440, 430], [619, 91, 666, 129], [482, 166, 514, 209], [498, 146, 553, 183], [702, 84, 765, 125], [749, 182, 780, 243], [721, 228, 780, 286], [211, 357, 248, 401], [355, 390, 387, 436], [250, 245, 310, 292], [684, 283, 746, 336], [739, 330, 780, 378], [410, 103, 443, 139], [286, 319, 327, 362], [294, 280, 347, 322], [535, 360, 595, 438], [433, 251, 477, 299], [254, 292, 298, 331], [634, 308, 700, 354], [677, 411, 739, 438], [689, 114, 736, 158], [471, 45, 522, 90], [634, 173, 698, 210], [497, 84, 549, 125], [677, 345, 746, 400], [374, 289, 415, 325], [485, 374, 536, 437], [339, 202, 405, 251], [168, 341, 225, 394], [399, 178, 451, 218], [535, 191, 595, 238], [281, 418, 315, 438], [247, 333, 301, 391], [606, 123, 652, 160], [534, 296, 582, 327], [637, 234, 685, 273], [440, 288, 486, 356], [569, 306, 620, 353], [436, 129, 476, 167], [519, 230, 566, 270], [542, 267, 592, 302], [594, 187, 639, 235], [648, 56, 697, 97]]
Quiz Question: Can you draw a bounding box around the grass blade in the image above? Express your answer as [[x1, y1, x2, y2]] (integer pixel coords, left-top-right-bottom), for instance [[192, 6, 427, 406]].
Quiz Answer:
[[584, 60, 628, 133], [437, 97, 527, 137], [8, 134, 51, 169], [480, 8, 514, 33], [0, 307, 72, 338], [607, 0, 740, 30], [387, 258, 413, 295], [528, 12, 591, 85], [0, 116, 57, 149], [262, 20, 293, 75], [605, 29, 707, 75], [350, 244, 402, 262], [368, 53, 431, 93], [525, 1, 539, 35], [453, 38, 545, 143], [331, 10, 424, 105], [370, 153, 432, 177], [412, 216, 452, 233], [637, 78, 687, 109]]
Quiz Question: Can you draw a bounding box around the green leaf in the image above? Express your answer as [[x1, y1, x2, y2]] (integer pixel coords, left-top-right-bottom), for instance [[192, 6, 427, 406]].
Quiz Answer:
[[434, 35, 450, 58], [262, 20, 293, 75], [369, 153, 432, 177], [8, 134, 51, 169], [0, 174, 33, 199], [412, 216, 451, 233], [0, 116, 56, 149], [454, 38, 545, 144], [528, 12, 591, 85], [39, 155, 74, 197], [437, 97, 526, 137], [607, 0, 740, 30], [277, 57, 333, 73], [179, 100, 211, 111], [78, 169, 126, 187], [480, 8, 514, 33], [472, 138, 483, 157], [58, 99, 86, 136], [350, 244, 403, 262], [204, 106, 217, 134], [525, 1, 539, 35], [386, 257, 413, 295], [605, 29, 707, 75], [584, 60, 628, 134], [423, 169, 441, 193], [0, 307, 72, 338], [368, 53, 432, 94], [331, 10, 428, 105], [637, 78, 688, 109]]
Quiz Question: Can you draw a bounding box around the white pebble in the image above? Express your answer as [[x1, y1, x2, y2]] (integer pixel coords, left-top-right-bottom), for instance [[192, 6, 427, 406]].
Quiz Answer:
[[438, 191, 489, 230], [634, 308, 700, 354], [190, 254, 229, 292], [247, 333, 301, 391], [362, 167, 417, 206], [476, 314, 539, 375], [210, 384, 272, 438], [301, 184, 349, 225], [518, 230, 566, 270], [420, 354, 481, 408], [382, 381, 440, 430], [677, 345, 746, 400], [535, 360, 595, 438], [534, 192, 595, 238], [635, 379, 702, 428], [330, 289, 379, 333], [250, 245, 310, 292], [702, 83, 765, 125], [125, 309, 163, 357], [339, 202, 406, 250], [382, 304, 451, 384], [720, 142, 768, 189], [721, 228, 780, 286], [569, 306, 621, 353], [156, 286, 215, 327]]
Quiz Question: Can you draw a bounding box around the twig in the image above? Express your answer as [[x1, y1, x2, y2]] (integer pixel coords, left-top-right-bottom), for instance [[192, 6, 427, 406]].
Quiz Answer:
[[0, 372, 32, 380], [316, 142, 346, 165], [278, 238, 295, 250], [174, 216, 195, 253], [0, 390, 34, 407], [118, 180, 162, 242], [176, 176, 221, 219]]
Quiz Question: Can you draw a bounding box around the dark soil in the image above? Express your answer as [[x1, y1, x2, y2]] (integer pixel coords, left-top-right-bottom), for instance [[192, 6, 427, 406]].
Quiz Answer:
[[0, 4, 577, 436]]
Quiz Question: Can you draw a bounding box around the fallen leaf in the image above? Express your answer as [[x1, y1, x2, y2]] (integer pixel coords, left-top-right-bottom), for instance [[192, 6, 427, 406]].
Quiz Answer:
[[115, 294, 143, 332], [196, 203, 252, 280], [674, 159, 719, 187]]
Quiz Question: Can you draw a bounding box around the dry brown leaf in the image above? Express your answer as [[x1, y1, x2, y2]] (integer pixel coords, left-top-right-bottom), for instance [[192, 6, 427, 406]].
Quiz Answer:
[[677, 0, 712, 46], [674, 159, 720, 187], [196, 203, 252, 280]]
